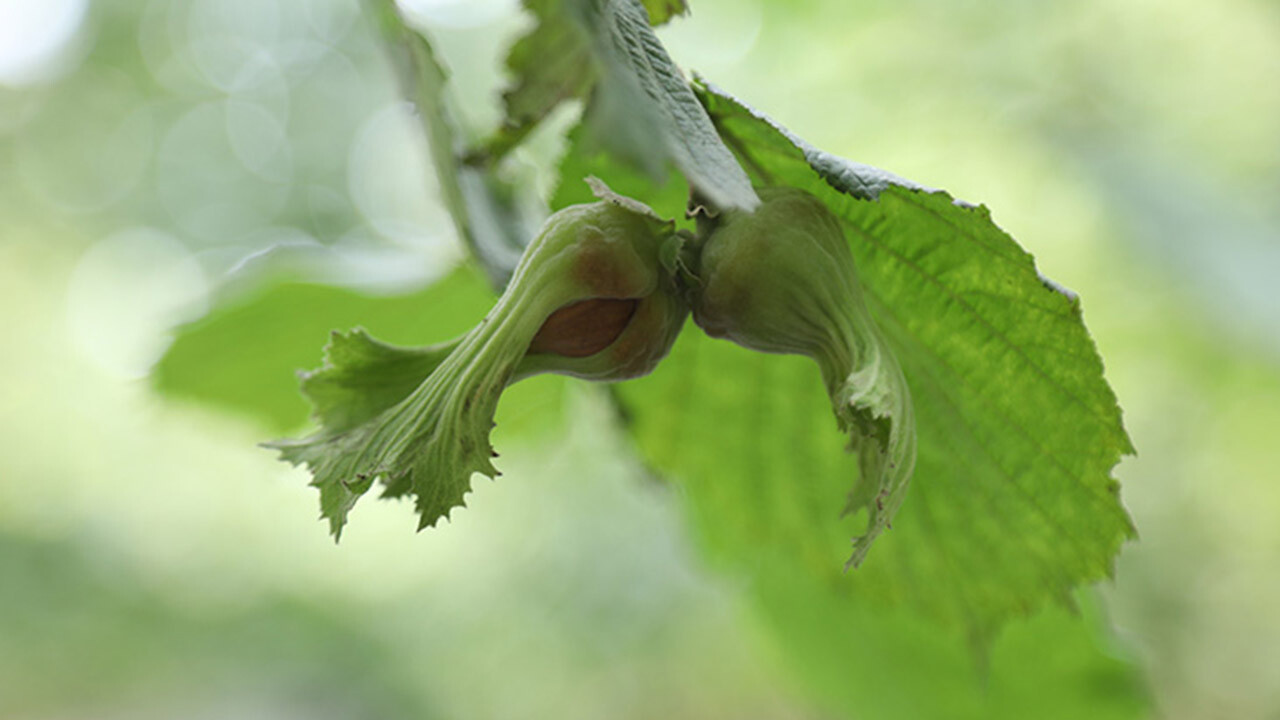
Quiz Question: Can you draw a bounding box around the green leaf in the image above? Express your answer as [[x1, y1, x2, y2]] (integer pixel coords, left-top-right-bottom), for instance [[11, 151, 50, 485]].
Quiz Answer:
[[617, 81, 1135, 634], [756, 573, 1148, 719], [488, 0, 755, 212], [153, 266, 496, 432]]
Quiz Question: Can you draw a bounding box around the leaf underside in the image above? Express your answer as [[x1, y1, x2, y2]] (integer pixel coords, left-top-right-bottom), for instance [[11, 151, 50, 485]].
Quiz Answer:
[[497, 0, 686, 149], [491, 0, 755, 211]]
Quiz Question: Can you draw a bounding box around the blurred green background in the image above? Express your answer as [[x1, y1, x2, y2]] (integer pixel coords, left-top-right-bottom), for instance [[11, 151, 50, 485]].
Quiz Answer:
[[2, 0, 1278, 717]]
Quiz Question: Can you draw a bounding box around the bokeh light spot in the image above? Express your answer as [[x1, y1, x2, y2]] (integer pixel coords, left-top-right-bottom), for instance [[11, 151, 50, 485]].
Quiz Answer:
[[0, 0, 87, 86], [65, 228, 209, 379], [348, 101, 455, 251]]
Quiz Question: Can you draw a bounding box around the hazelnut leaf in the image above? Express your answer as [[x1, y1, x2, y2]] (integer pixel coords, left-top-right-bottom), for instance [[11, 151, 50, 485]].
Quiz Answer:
[[616, 81, 1136, 636]]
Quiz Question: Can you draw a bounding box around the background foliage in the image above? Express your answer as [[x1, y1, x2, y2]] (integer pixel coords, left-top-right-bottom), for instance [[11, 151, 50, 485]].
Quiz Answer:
[[2, 0, 1279, 718]]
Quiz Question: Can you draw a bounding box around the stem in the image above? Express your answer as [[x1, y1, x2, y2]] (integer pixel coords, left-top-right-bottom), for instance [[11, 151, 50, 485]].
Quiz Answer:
[[361, 0, 527, 288]]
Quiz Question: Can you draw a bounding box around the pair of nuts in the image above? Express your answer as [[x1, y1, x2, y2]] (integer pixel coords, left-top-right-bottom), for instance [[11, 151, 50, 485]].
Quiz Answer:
[[274, 183, 914, 564]]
